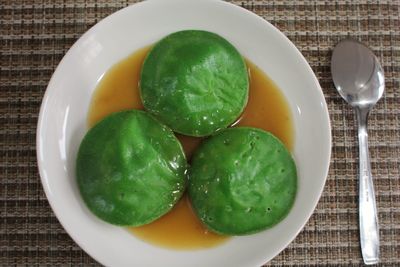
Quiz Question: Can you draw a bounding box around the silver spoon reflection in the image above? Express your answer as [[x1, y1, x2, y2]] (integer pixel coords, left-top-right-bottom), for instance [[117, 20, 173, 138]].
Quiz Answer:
[[331, 39, 384, 265]]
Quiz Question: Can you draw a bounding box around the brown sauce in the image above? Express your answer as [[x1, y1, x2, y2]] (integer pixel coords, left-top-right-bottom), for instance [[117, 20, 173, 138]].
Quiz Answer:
[[87, 46, 294, 249]]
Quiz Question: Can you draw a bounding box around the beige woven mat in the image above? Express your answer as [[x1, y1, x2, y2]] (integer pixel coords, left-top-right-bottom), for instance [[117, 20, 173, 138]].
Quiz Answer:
[[1, 0, 399, 266]]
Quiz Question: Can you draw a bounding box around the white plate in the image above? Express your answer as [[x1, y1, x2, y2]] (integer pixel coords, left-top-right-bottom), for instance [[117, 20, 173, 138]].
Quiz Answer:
[[37, 0, 331, 266]]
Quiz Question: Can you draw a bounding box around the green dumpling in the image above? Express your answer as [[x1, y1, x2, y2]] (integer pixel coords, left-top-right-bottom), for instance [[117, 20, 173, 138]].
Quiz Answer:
[[140, 30, 249, 137], [76, 110, 187, 226], [188, 127, 297, 235]]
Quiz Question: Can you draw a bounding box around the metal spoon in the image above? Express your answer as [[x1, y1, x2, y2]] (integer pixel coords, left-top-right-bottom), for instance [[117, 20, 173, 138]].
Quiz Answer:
[[331, 39, 384, 265]]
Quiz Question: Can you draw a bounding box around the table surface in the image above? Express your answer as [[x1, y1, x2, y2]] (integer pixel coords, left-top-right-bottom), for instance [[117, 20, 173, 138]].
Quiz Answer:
[[1, 0, 399, 266]]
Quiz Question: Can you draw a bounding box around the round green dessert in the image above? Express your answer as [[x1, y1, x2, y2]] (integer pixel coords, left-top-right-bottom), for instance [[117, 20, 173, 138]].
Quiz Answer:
[[76, 110, 187, 226], [188, 127, 297, 235], [140, 30, 249, 137]]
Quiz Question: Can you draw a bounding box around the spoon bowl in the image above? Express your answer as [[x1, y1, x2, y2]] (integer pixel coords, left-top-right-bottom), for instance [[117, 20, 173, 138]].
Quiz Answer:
[[331, 39, 385, 109], [331, 38, 384, 265]]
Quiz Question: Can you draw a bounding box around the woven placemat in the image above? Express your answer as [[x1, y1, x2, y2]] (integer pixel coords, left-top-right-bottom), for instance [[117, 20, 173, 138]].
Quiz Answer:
[[1, 0, 399, 266]]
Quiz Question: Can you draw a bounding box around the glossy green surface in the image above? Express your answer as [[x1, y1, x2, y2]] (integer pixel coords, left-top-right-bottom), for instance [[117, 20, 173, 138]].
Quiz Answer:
[[140, 30, 249, 137], [76, 110, 187, 226], [188, 127, 297, 235]]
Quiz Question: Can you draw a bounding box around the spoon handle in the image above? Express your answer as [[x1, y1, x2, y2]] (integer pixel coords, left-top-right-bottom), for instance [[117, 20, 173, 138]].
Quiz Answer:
[[356, 108, 379, 265]]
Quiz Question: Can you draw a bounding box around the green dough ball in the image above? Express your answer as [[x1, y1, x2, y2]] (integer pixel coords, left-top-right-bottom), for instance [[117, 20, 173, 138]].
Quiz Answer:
[[140, 30, 249, 137], [188, 127, 297, 235], [76, 110, 187, 226]]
